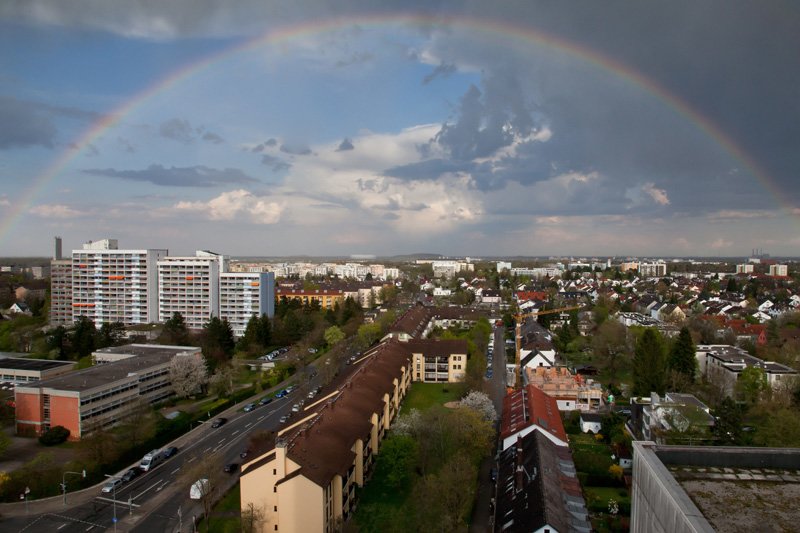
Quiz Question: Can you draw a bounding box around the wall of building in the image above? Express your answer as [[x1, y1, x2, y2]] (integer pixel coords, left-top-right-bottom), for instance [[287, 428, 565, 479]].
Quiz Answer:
[[630, 442, 715, 533]]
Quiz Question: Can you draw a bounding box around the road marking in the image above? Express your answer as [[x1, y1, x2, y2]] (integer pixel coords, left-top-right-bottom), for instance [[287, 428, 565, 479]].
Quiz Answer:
[[257, 415, 265, 421], [57, 525, 67, 530], [204, 447, 211, 453], [245, 422, 252, 428], [133, 480, 163, 500], [85, 526, 94, 531], [213, 444, 223, 452], [171, 467, 180, 474], [218, 438, 226, 444], [232, 430, 239, 436], [187, 456, 196, 463]]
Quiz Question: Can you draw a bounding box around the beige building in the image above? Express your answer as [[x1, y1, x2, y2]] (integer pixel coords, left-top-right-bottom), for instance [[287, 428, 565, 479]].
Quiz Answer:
[[406, 339, 468, 382], [240, 340, 413, 532]]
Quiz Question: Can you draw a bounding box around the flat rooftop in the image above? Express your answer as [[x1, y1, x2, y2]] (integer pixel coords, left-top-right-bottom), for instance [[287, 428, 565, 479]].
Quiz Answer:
[[21, 345, 197, 393], [0, 357, 75, 372], [644, 443, 800, 533]]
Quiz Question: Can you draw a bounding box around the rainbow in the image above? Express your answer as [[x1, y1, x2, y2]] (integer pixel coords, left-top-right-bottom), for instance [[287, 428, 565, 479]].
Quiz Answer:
[[1, 13, 788, 245]]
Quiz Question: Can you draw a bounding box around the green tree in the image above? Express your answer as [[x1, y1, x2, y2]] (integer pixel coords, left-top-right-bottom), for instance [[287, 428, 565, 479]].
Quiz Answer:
[[667, 327, 697, 386], [202, 317, 235, 369], [592, 321, 630, 389], [323, 325, 345, 347], [47, 325, 68, 359], [237, 314, 262, 355], [356, 322, 382, 349], [713, 397, 743, 445], [161, 311, 190, 345], [377, 434, 418, 490], [736, 366, 768, 405], [632, 328, 667, 396], [69, 316, 97, 359], [97, 321, 125, 348]]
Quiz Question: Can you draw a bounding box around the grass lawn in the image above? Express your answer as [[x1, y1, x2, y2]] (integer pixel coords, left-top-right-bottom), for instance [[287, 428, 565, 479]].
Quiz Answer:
[[399, 383, 462, 415], [197, 483, 241, 533]]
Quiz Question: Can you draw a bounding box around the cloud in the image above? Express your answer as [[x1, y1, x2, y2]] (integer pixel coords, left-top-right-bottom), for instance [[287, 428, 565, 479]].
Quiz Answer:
[[29, 204, 81, 218], [0, 96, 57, 149], [265, 138, 277, 147], [261, 155, 291, 172], [0, 195, 9, 207], [117, 137, 136, 153], [201, 131, 224, 144], [422, 62, 456, 84], [83, 164, 260, 187], [159, 118, 195, 143], [710, 238, 733, 249], [624, 182, 671, 209], [280, 143, 312, 155], [174, 189, 284, 224], [707, 209, 775, 221], [336, 138, 355, 151]]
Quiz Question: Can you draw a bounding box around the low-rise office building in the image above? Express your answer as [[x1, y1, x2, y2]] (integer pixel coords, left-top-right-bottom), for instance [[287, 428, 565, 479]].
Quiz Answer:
[[0, 357, 76, 384], [15, 344, 200, 439]]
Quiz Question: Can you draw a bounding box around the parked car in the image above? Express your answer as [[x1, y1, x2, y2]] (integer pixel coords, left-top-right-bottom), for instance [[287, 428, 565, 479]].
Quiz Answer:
[[243, 403, 257, 412], [223, 463, 239, 473], [259, 397, 273, 406], [164, 446, 178, 458], [211, 418, 227, 428], [101, 478, 123, 494], [279, 414, 289, 423], [292, 403, 301, 412]]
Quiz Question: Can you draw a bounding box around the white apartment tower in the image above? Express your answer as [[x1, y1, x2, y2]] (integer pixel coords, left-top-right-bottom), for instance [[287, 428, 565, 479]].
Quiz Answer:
[[736, 264, 754, 274], [219, 272, 275, 337], [71, 240, 167, 325], [769, 264, 788, 277], [158, 251, 225, 330], [639, 262, 667, 278]]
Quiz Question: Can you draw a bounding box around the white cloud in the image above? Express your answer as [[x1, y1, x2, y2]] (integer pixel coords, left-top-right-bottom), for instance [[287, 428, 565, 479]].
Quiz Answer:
[[29, 204, 81, 218], [174, 190, 283, 224], [707, 209, 774, 220], [710, 238, 733, 249], [642, 182, 670, 205], [0, 195, 9, 207]]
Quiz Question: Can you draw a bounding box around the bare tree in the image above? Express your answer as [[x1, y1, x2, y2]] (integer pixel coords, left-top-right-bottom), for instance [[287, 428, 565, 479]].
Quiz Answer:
[[241, 502, 267, 533], [181, 452, 224, 530], [117, 398, 156, 449], [169, 354, 209, 398]]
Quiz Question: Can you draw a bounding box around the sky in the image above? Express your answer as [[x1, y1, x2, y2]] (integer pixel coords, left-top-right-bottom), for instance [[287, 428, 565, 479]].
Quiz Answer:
[[1, 1, 799, 258]]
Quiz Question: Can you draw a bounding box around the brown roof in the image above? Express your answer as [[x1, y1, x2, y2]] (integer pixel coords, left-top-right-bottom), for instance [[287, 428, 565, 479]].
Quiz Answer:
[[405, 338, 468, 357], [279, 340, 412, 487], [389, 304, 431, 338]]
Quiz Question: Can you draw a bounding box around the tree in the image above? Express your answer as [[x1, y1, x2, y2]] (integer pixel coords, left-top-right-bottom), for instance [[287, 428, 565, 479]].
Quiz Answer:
[[70, 316, 97, 359], [181, 452, 224, 530], [241, 502, 267, 533], [376, 434, 418, 490], [713, 397, 743, 445], [117, 399, 156, 450], [77, 424, 119, 468], [202, 317, 235, 369], [592, 321, 630, 389], [170, 354, 209, 398], [459, 390, 498, 422], [356, 322, 382, 349], [161, 311, 190, 345], [324, 325, 345, 347], [47, 325, 68, 359], [632, 328, 667, 396], [209, 364, 235, 398], [412, 452, 477, 532], [667, 327, 697, 387], [97, 321, 125, 348], [736, 366, 768, 405]]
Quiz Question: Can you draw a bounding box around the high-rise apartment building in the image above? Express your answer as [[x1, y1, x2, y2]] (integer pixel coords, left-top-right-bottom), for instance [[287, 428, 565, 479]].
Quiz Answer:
[[49, 259, 72, 326], [158, 251, 225, 330], [71, 240, 167, 325], [736, 263, 754, 274], [219, 272, 275, 337], [769, 264, 788, 277], [639, 262, 667, 278]]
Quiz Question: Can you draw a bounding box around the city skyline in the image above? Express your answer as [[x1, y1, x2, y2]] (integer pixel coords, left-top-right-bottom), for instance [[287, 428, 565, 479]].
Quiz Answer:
[[2, 2, 799, 257]]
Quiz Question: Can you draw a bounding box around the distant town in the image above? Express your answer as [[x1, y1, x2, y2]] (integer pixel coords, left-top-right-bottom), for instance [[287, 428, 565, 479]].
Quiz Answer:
[[0, 237, 798, 532]]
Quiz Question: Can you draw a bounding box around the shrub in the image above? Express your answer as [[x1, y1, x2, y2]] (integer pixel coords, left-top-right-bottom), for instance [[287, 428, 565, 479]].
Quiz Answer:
[[38, 426, 70, 446]]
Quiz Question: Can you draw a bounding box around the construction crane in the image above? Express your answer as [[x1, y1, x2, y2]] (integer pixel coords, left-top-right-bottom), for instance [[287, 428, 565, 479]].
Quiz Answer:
[[513, 305, 582, 389]]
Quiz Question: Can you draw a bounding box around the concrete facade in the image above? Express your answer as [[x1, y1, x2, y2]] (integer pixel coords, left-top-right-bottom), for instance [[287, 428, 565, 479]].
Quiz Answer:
[[219, 272, 275, 338]]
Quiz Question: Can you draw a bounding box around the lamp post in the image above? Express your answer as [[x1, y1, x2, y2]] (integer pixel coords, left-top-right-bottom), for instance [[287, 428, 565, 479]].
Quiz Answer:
[[61, 469, 86, 505], [104, 474, 121, 532], [19, 486, 30, 515]]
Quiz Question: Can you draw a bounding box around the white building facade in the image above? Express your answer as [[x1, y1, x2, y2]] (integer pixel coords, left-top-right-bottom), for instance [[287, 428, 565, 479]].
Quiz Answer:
[[158, 252, 224, 330], [219, 272, 275, 337]]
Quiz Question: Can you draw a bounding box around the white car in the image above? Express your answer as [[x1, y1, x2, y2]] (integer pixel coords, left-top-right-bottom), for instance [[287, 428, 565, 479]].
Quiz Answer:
[[101, 478, 123, 494]]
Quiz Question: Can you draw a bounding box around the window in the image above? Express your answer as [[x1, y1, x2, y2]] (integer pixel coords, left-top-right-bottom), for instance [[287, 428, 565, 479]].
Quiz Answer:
[[274, 486, 277, 492], [273, 469, 277, 475], [274, 506, 278, 512]]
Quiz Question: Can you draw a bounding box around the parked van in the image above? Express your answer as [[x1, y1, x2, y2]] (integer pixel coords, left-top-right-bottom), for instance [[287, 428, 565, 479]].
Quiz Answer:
[[139, 449, 164, 472]]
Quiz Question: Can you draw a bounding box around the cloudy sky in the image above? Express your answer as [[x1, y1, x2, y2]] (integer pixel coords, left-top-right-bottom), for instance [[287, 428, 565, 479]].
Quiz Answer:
[[1, 1, 799, 258]]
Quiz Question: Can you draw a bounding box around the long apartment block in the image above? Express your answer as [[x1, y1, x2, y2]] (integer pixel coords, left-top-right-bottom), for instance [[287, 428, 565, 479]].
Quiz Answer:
[[158, 252, 223, 330], [71, 239, 167, 325], [219, 272, 275, 337]]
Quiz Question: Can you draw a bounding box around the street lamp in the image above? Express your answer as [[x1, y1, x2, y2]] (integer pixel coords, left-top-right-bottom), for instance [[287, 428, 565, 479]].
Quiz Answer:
[[19, 486, 30, 515], [61, 469, 86, 505], [104, 474, 122, 532]]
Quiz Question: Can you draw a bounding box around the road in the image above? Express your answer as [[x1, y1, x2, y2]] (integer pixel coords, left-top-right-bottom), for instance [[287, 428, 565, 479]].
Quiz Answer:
[[2, 355, 343, 533]]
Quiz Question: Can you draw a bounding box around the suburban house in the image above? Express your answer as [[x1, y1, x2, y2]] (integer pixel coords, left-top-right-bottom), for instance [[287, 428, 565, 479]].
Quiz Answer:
[[580, 412, 603, 434], [524, 366, 604, 411], [628, 393, 715, 445], [500, 384, 569, 450], [696, 344, 798, 396]]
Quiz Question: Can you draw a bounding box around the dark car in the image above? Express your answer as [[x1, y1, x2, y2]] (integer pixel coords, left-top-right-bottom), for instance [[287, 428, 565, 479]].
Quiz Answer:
[[243, 403, 257, 412], [121, 468, 139, 483], [164, 446, 178, 458], [223, 463, 239, 473], [211, 418, 227, 428], [259, 397, 273, 406], [240, 449, 249, 459]]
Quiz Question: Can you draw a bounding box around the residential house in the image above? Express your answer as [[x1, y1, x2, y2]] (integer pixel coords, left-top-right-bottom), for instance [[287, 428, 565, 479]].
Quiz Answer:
[[580, 412, 603, 434]]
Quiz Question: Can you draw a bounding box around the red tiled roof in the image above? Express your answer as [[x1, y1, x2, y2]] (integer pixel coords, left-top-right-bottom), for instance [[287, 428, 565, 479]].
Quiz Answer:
[[500, 385, 567, 444]]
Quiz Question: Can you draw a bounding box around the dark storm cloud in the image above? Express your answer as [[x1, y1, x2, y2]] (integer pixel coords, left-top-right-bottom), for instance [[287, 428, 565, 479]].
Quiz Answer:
[[83, 164, 260, 187], [261, 154, 291, 172], [0, 95, 99, 150], [264, 138, 277, 147], [422, 62, 456, 84], [336, 138, 354, 151]]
